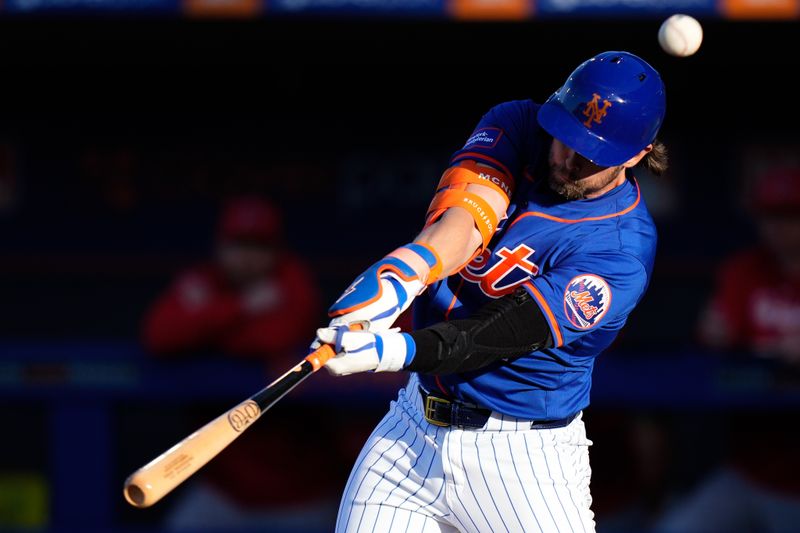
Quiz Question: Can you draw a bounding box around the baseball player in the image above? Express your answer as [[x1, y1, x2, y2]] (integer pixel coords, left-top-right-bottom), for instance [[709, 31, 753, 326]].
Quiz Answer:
[[315, 51, 667, 532]]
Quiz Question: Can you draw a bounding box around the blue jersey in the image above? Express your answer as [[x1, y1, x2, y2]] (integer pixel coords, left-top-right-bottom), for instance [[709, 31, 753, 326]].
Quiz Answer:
[[414, 99, 657, 420]]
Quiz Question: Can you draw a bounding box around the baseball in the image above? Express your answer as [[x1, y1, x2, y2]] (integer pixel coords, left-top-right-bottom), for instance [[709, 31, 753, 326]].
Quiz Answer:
[[658, 14, 703, 57]]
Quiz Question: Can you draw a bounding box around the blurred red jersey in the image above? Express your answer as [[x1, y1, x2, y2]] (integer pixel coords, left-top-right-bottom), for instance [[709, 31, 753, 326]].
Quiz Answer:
[[143, 254, 320, 366], [703, 248, 800, 360]]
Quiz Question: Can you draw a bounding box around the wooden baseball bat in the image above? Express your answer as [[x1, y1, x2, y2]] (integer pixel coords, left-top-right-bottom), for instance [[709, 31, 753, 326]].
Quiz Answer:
[[123, 343, 337, 508]]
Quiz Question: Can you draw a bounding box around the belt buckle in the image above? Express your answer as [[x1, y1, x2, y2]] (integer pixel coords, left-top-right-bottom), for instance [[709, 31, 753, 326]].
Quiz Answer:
[[424, 395, 451, 427]]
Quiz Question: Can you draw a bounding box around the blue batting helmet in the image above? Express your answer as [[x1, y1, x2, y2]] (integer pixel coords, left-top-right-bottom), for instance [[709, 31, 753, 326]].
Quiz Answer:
[[537, 51, 666, 167]]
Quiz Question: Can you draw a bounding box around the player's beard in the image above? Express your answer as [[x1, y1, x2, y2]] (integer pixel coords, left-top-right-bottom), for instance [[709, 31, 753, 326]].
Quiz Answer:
[[547, 164, 625, 200]]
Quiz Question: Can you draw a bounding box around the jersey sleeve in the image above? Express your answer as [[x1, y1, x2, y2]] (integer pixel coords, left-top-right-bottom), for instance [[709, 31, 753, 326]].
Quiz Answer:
[[522, 251, 649, 348], [449, 100, 538, 186]]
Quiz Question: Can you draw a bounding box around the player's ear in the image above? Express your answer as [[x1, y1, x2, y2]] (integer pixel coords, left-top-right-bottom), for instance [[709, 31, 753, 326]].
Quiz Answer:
[[622, 144, 653, 168]]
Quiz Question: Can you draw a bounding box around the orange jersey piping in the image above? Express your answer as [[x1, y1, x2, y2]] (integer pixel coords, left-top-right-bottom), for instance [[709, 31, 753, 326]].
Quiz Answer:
[[509, 179, 641, 228], [523, 281, 564, 348]]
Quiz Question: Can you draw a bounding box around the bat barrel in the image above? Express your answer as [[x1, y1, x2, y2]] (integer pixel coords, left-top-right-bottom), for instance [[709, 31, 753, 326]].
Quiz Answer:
[[122, 398, 263, 508], [123, 344, 338, 508], [122, 447, 218, 509]]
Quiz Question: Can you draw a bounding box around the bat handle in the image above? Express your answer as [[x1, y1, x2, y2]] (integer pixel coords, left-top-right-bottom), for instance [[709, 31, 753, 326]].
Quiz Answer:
[[304, 321, 366, 370], [305, 344, 336, 371]]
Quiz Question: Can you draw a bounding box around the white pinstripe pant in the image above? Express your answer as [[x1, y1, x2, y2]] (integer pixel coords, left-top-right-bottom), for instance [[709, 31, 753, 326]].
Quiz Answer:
[[336, 374, 595, 533]]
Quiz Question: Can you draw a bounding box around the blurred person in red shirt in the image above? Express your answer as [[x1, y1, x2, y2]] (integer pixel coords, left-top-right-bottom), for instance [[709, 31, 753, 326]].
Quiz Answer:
[[143, 197, 337, 531], [657, 167, 800, 532], [144, 196, 319, 367], [699, 166, 800, 361]]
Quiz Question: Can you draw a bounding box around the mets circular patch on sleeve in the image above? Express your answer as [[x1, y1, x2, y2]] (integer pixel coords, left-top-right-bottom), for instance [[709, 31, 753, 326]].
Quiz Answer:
[[563, 274, 612, 329]]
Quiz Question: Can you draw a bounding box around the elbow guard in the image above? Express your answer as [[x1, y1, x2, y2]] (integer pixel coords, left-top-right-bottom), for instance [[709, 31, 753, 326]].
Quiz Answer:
[[407, 287, 552, 375]]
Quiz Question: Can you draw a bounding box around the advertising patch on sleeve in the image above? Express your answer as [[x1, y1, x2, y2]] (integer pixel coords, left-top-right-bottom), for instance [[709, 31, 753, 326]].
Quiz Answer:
[[463, 127, 503, 149]]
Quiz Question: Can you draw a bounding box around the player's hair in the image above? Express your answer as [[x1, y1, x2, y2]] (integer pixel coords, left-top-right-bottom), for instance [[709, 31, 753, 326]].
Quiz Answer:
[[641, 139, 668, 176]]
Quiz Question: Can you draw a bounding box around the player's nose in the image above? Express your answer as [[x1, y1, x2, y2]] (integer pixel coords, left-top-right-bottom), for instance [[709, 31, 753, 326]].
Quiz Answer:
[[564, 149, 582, 172]]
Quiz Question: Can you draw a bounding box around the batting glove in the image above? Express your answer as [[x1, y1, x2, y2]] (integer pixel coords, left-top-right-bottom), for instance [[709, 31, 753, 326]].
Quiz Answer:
[[327, 243, 442, 332], [317, 326, 416, 376]]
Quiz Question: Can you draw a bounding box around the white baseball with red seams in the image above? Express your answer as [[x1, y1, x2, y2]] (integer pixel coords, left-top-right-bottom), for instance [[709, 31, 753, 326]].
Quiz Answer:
[[658, 14, 703, 57]]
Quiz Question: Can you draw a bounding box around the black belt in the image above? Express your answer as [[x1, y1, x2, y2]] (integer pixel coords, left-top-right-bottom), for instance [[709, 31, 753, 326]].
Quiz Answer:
[[419, 386, 578, 430]]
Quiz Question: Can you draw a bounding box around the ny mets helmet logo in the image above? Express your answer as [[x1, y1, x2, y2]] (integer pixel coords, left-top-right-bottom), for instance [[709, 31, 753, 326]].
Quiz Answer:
[[582, 93, 612, 128], [563, 274, 612, 329]]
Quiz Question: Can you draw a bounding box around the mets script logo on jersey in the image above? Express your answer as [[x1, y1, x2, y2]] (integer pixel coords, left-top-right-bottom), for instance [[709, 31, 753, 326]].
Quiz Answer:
[[463, 127, 503, 149], [563, 274, 611, 330], [582, 93, 612, 128], [461, 244, 539, 297]]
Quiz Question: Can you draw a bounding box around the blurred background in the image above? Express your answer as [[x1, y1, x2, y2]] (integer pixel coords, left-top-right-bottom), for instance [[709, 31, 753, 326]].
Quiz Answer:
[[0, 1, 799, 532]]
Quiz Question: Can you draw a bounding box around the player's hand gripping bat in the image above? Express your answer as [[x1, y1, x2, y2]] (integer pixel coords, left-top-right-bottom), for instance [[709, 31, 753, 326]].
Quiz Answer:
[[123, 326, 359, 508]]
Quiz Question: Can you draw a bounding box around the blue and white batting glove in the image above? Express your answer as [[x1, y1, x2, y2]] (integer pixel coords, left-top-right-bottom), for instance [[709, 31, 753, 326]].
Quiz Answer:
[[327, 243, 442, 332], [317, 326, 416, 376]]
